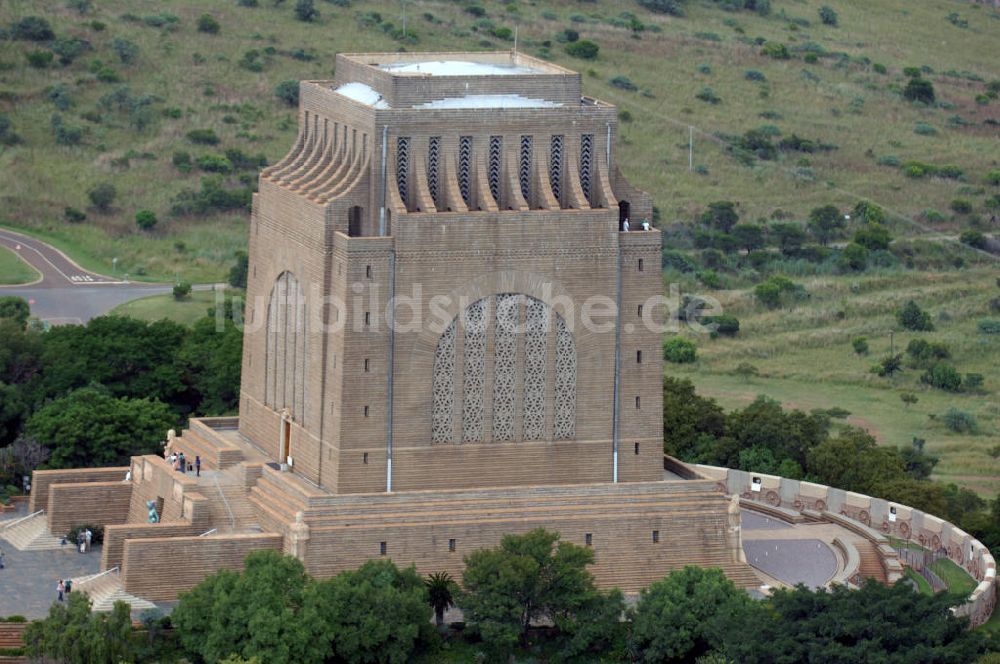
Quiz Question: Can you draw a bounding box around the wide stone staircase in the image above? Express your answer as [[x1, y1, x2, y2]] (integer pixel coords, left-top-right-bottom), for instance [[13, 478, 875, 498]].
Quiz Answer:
[[856, 540, 889, 583], [71, 568, 156, 613], [0, 512, 63, 551], [198, 465, 262, 534]]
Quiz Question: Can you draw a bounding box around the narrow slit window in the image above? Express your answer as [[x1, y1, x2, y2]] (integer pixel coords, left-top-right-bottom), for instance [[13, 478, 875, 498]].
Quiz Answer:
[[652, 530, 660, 543], [366, 265, 372, 279], [364, 405, 369, 417], [448, 538, 456, 552], [638, 258, 644, 272], [379, 541, 386, 555], [637, 349, 643, 364], [363, 452, 368, 464], [634, 442, 640, 455], [364, 358, 370, 372], [635, 396, 641, 409], [637, 304, 643, 318], [364, 311, 371, 326], [585, 533, 593, 547]]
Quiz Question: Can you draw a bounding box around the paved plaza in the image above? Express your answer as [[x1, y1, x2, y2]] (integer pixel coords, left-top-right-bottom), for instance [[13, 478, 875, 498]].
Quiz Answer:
[[744, 539, 838, 588], [0, 540, 102, 618]]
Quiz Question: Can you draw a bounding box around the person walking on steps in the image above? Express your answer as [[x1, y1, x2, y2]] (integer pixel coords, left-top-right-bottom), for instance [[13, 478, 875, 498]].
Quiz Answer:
[[65, 578, 72, 595], [57, 579, 64, 602], [195, 455, 201, 477]]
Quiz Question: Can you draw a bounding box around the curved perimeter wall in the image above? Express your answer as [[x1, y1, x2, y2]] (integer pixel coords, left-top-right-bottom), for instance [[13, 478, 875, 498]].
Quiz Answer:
[[694, 464, 997, 628]]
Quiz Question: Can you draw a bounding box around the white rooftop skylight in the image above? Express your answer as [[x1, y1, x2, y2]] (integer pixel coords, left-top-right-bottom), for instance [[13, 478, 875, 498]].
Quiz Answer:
[[415, 94, 561, 109], [334, 82, 390, 109]]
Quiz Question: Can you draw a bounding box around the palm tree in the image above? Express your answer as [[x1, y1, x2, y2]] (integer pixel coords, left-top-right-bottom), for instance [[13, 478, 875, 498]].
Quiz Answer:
[[425, 571, 456, 627]]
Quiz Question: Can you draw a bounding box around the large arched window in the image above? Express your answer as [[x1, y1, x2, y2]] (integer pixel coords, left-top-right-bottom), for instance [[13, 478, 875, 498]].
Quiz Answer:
[[264, 272, 307, 422], [431, 294, 576, 444]]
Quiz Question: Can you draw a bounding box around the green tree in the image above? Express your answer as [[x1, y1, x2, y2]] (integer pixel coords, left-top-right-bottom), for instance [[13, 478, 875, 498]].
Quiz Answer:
[[294, 0, 319, 22], [312, 559, 435, 664], [460, 528, 600, 654], [23, 592, 135, 663], [852, 336, 869, 355], [172, 282, 192, 300], [807, 205, 845, 245], [663, 376, 726, 460], [176, 315, 243, 415], [853, 223, 892, 251], [229, 250, 249, 289], [0, 296, 30, 328], [838, 242, 869, 271], [663, 336, 697, 363], [172, 550, 328, 664], [806, 428, 906, 494], [25, 387, 175, 468], [723, 580, 985, 663], [564, 40, 600, 59], [731, 224, 765, 253], [852, 199, 886, 225], [921, 363, 963, 392], [818, 5, 838, 26], [769, 222, 807, 255], [699, 201, 739, 233], [425, 571, 456, 626], [197, 13, 221, 33], [897, 300, 934, 331], [275, 80, 300, 107], [88, 182, 117, 212], [900, 392, 918, 408], [633, 566, 755, 663], [111, 37, 139, 64], [904, 77, 936, 104], [135, 209, 157, 231], [733, 362, 758, 382]]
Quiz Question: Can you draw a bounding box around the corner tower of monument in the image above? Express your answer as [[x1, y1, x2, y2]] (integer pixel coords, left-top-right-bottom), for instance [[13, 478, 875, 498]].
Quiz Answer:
[[239, 52, 662, 494]]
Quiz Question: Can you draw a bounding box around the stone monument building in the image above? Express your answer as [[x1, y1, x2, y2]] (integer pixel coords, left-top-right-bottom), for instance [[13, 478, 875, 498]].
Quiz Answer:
[[17, 53, 758, 601]]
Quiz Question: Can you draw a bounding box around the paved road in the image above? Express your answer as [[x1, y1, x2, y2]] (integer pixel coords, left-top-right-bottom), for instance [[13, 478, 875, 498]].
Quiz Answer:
[[0, 228, 177, 324]]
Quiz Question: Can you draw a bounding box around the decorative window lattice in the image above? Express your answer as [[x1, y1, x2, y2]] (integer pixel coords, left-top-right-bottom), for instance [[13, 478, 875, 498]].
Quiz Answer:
[[488, 136, 502, 205], [554, 316, 577, 439], [549, 135, 564, 202], [522, 297, 547, 440], [427, 136, 440, 206], [579, 134, 594, 205], [431, 319, 456, 443], [519, 135, 532, 202], [396, 136, 410, 204], [462, 298, 487, 442], [458, 136, 472, 206], [492, 294, 518, 442]]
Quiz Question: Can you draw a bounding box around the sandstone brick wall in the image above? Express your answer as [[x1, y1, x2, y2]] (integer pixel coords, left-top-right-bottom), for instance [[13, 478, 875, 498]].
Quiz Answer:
[[29, 467, 128, 513], [120, 534, 283, 600], [128, 456, 199, 524], [102, 522, 203, 570], [47, 481, 131, 536]]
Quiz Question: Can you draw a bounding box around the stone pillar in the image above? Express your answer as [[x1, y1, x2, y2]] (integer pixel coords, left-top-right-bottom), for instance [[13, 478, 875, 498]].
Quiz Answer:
[[728, 493, 745, 563], [289, 510, 310, 562]]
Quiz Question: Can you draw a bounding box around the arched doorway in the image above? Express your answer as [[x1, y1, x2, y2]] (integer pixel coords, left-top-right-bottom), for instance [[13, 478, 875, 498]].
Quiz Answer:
[[618, 200, 630, 231]]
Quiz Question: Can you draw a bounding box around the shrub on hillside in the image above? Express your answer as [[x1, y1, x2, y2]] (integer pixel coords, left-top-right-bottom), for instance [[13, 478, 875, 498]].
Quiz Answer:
[[64, 207, 86, 223], [853, 223, 892, 251], [135, 209, 158, 231], [921, 363, 962, 392], [12, 16, 54, 41], [818, 5, 838, 26], [703, 314, 739, 337], [699, 201, 739, 232], [110, 37, 139, 65], [637, 0, 685, 16], [906, 339, 951, 363], [903, 77, 935, 104], [950, 199, 973, 214], [88, 183, 116, 212], [664, 337, 697, 363], [942, 408, 977, 434], [978, 319, 1000, 335], [295, 0, 319, 22], [172, 151, 192, 173], [610, 75, 638, 91], [761, 41, 790, 59], [896, 300, 934, 331], [754, 275, 806, 309], [696, 87, 721, 104], [197, 14, 220, 34], [196, 154, 233, 173], [565, 40, 599, 59], [852, 337, 869, 355], [838, 242, 869, 271], [871, 353, 902, 377], [0, 114, 21, 146], [186, 128, 219, 145], [960, 230, 987, 249], [25, 50, 53, 68]]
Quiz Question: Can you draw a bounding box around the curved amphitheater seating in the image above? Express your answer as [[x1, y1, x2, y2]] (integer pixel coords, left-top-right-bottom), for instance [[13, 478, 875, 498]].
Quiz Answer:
[[697, 464, 997, 628]]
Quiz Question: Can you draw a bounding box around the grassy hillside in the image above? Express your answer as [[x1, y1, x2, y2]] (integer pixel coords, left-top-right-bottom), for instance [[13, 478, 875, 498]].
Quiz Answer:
[[671, 267, 1000, 495], [0, 0, 998, 281]]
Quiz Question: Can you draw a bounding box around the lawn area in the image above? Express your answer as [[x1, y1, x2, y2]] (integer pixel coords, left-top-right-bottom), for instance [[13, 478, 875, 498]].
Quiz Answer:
[[904, 567, 934, 596], [0, 244, 40, 285], [109, 289, 224, 326], [929, 558, 979, 597]]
